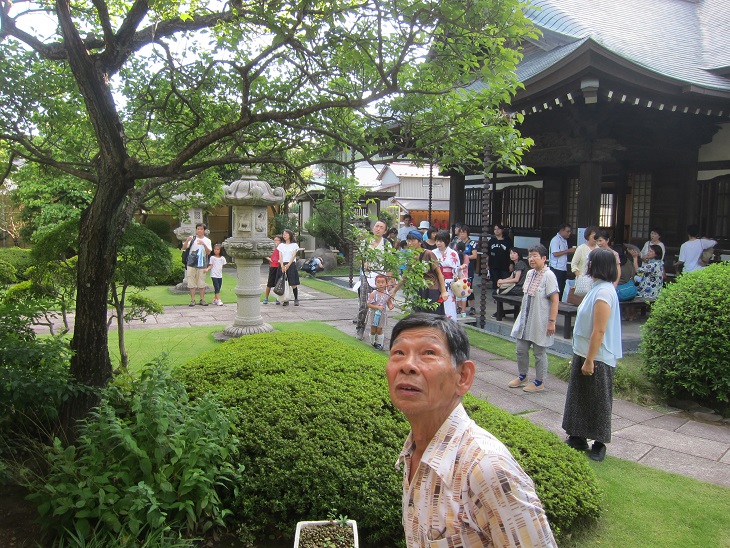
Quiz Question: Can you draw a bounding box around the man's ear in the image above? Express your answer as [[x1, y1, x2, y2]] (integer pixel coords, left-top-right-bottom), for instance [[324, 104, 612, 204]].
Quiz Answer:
[[456, 360, 476, 396]]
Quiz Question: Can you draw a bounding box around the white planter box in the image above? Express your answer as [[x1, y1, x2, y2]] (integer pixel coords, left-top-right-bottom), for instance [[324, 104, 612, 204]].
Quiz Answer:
[[294, 520, 359, 548]]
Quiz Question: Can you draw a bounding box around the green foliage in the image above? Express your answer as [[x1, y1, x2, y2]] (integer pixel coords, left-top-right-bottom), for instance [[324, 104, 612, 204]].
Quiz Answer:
[[0, 258, 17, 284], [2, 0, 535, 403], [304, 198, 353, 249], [358, 236, 435, 313], [26, 362, 241, 545], [642, 263, 730, 405], [9, 167, 92, 243], [178, 333, 407, 546], [270, 212, 299, 238], [0, 289, 75, 439], [122, 295, 163, 324], [144, 218, 172, 243], [304, 175, 366, 248], [0, 246, 33, 280], [177, 333, 600, 545], [115, 223, 173, 289], [377, 207, 398, 230]]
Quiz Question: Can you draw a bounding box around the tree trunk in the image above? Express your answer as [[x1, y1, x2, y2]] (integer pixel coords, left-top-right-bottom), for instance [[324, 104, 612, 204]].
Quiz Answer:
[[60, 174, 133, 434]]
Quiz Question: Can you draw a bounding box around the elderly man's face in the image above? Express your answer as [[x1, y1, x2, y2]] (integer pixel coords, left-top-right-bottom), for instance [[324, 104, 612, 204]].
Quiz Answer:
[[372, 221, 386, 236], [386, 327, 471, 424]]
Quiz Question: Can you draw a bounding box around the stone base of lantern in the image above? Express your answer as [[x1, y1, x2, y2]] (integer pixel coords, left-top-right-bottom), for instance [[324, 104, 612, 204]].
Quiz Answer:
[[213, 323, 276, 341]]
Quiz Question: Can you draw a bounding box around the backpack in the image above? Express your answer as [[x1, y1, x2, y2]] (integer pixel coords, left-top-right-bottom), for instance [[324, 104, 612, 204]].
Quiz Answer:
[[182, 238, 194, 266]]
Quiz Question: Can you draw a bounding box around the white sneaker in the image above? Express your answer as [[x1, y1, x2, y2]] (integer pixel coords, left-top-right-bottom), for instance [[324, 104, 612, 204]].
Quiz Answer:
[[216, 300, 224, 306]]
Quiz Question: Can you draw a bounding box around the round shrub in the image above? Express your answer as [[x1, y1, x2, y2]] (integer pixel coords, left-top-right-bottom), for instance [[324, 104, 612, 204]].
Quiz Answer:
[[0, 247, 34, 280], [0, 258, 17, 284], [144, 218, 172, 243], [642, 262, 730, 406], [178, 333, 407, 547], [178, 332, 601, 545]]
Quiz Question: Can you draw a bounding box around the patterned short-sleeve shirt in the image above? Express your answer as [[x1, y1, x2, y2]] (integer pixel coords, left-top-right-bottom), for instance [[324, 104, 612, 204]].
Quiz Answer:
[[397, 405, 556, 547]]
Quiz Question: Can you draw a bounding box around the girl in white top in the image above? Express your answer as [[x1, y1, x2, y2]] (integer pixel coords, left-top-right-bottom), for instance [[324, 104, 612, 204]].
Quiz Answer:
[[206, 244, 227, 306], [277, 229, 301, 306]]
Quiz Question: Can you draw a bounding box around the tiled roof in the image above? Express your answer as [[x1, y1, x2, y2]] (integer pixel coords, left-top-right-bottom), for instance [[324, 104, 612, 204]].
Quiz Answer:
[[522, 0, 730, 92], [377, 162, 445, 180]]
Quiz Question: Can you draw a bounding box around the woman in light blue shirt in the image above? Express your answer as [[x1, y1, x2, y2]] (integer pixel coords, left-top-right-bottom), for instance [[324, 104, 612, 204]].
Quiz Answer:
[[562, 249, 622, 462]]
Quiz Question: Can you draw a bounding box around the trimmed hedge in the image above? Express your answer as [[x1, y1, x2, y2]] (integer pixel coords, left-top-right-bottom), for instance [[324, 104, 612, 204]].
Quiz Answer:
[[178, 333, 601, 546], [0, 247, 34, 280], [642, 262, 730, 406]]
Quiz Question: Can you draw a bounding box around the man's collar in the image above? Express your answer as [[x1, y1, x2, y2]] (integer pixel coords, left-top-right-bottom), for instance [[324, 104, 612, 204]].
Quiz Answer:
[[396, 404, 471, 487]]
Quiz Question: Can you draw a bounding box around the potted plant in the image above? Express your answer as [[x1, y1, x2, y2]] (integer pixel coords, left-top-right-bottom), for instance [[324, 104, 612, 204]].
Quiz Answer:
[[294, 509, 359, 548]]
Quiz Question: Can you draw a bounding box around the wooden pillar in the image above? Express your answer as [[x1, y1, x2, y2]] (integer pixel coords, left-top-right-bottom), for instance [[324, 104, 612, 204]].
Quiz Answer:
[[479, 148, 493, 328], [577, 162, 602, 228], [615, 168, 628, 244], [449, 171, 466, 231]]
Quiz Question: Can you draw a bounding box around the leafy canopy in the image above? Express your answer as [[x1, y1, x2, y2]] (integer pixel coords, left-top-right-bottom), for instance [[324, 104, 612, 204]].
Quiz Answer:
[[1, 0, 535, 193]]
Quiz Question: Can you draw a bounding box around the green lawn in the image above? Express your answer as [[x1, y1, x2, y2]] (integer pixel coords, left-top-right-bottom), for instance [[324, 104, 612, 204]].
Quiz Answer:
[[564, 458, 730, 547], [137, 267, 357, 308], [109, 322, 730, 548]]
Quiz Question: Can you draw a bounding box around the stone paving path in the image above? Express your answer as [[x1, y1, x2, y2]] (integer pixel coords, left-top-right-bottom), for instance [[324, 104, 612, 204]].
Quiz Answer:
[[46, 270, 730, 488]]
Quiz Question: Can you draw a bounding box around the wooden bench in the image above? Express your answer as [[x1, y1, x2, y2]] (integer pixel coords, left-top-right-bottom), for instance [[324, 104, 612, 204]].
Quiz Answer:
[[618, 297, 652, 317], [492, 294, 579, 339]]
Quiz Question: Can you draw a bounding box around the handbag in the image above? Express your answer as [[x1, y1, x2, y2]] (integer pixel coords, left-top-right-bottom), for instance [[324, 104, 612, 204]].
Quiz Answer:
[[497, 282, 516, 295], [616, 280, 638, 302], [567, 287, 583, 306], [699, 246, 714, 266], [574, 274, 593, 297], [273, 271, 286, 296]]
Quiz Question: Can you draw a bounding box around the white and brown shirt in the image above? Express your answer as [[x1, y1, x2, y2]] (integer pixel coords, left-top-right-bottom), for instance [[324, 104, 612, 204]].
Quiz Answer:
[[397, 405, 556, 548]]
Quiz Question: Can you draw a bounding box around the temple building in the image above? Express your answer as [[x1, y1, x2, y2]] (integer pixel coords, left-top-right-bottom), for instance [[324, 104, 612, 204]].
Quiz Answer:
[[449, 0, 730, 261]]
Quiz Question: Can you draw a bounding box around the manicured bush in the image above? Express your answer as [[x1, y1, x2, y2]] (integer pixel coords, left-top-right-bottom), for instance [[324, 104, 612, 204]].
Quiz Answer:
[[160, 246, 186, 285], [642, 262, 730, 406], [26, 362, 241, 545], [0, 247, 34, 280], [178, 333, 601, 546], [463, 396, 602, 535], [0, 258, 17, 284], [144, 218, 172, 243]]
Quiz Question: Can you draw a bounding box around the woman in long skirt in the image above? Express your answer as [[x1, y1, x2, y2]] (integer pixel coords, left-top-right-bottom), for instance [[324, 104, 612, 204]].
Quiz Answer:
[[562, 248, 623, 462]]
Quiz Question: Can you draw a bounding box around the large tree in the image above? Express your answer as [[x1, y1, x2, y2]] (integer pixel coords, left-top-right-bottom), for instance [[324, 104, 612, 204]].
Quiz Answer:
[[0, 0, 534, 427]]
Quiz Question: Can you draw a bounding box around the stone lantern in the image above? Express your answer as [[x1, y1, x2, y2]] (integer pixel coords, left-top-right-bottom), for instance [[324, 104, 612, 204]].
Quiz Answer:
[[218, 169, 285, 338]]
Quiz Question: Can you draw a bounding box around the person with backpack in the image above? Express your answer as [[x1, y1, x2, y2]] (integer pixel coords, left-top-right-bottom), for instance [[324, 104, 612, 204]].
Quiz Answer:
[[183, 223, 212, 306]]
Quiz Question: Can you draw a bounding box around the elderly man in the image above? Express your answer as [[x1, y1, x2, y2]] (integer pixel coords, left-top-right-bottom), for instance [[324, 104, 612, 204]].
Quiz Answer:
[[387, 314, 556, 547], [355, 219, 391, 340]]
